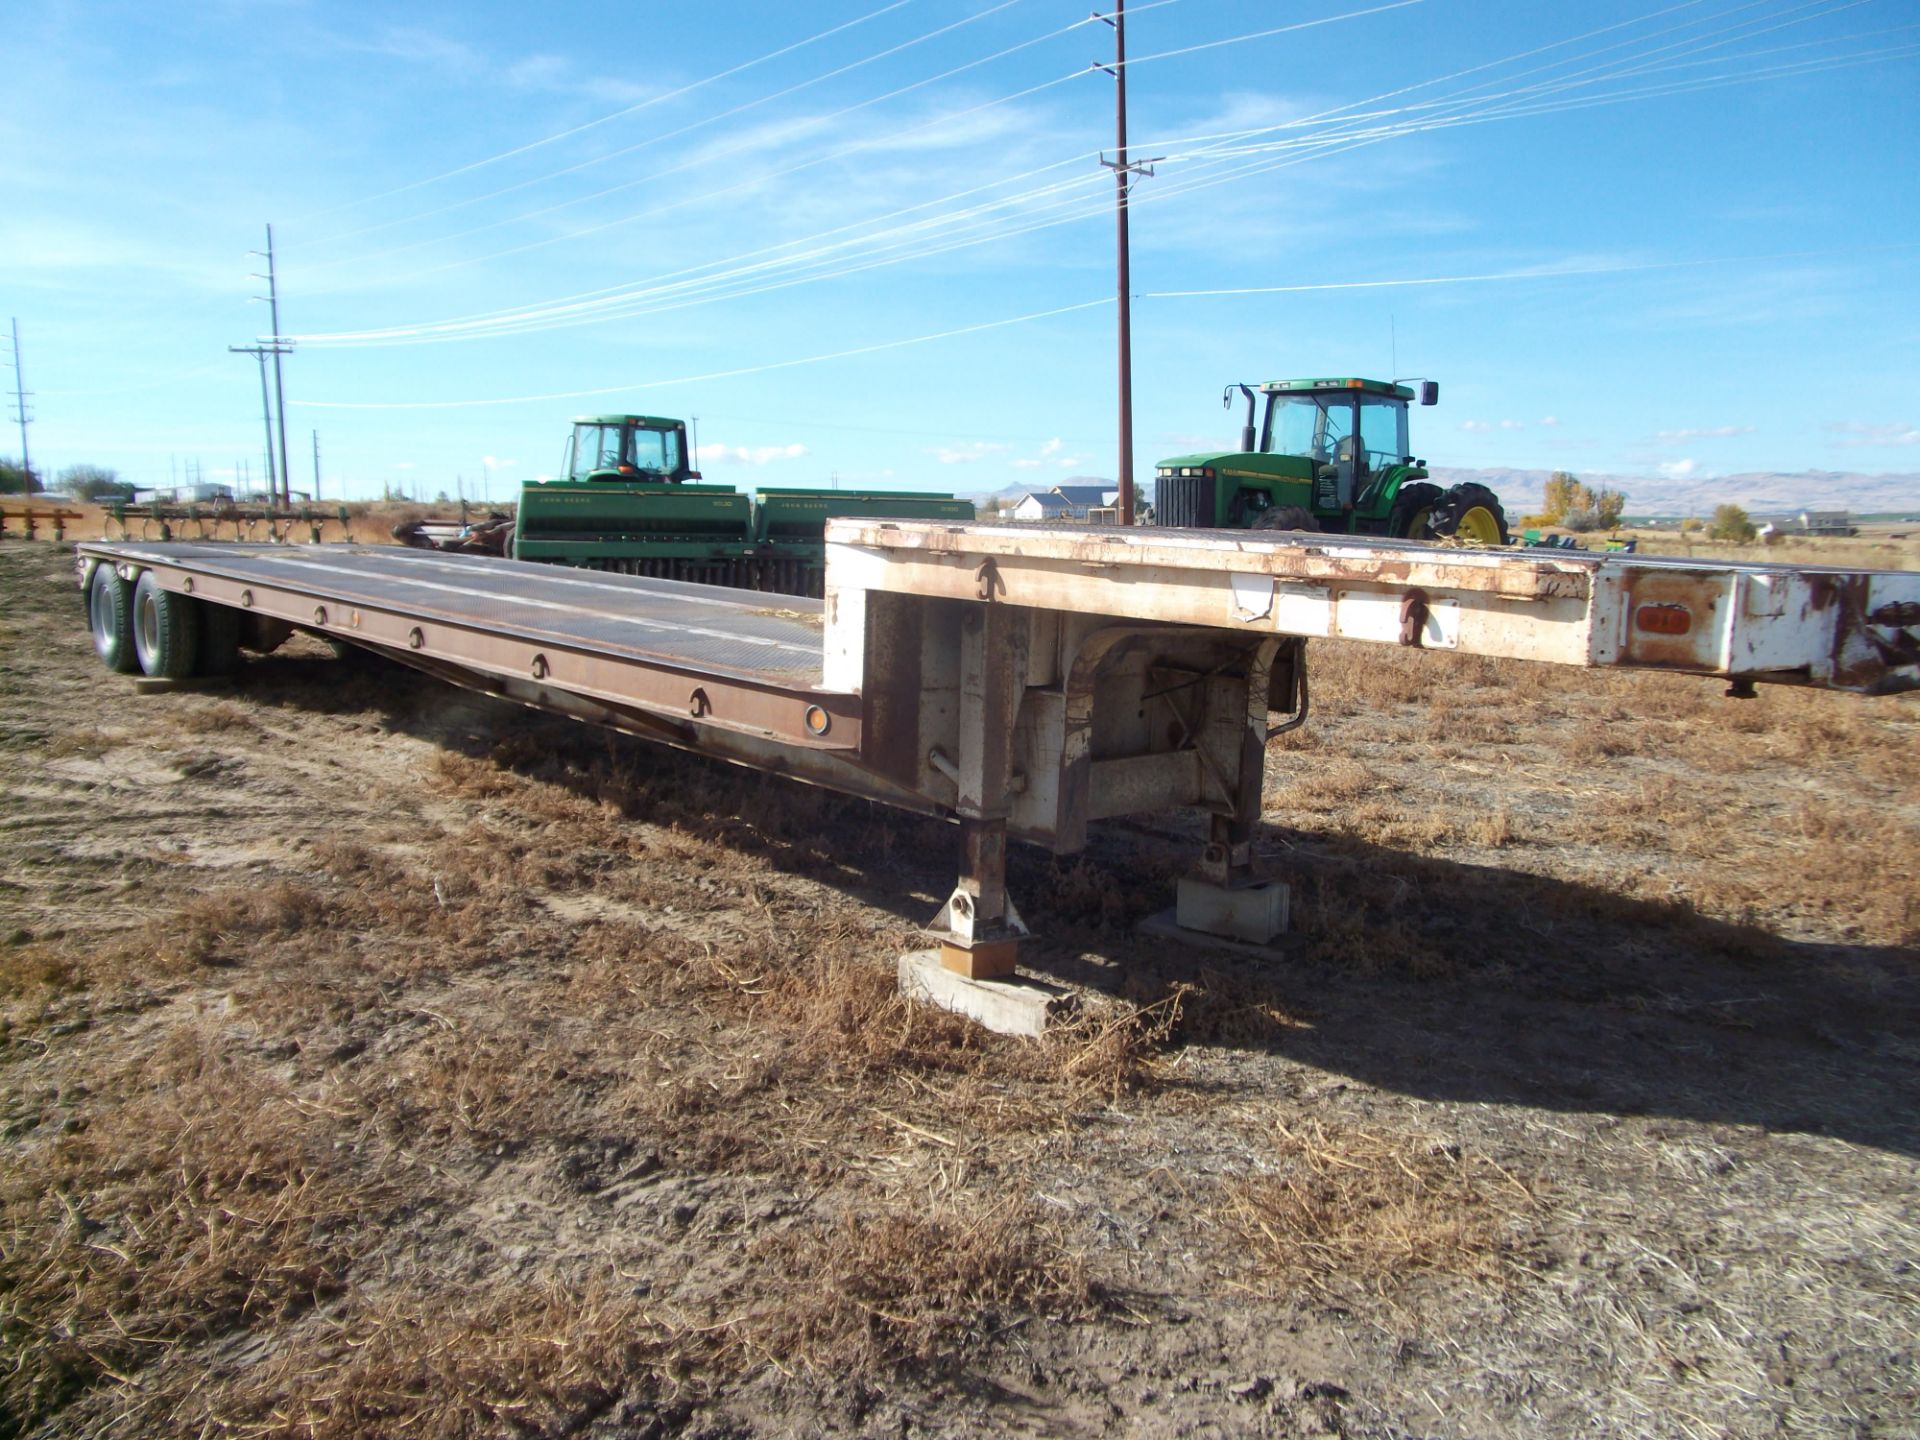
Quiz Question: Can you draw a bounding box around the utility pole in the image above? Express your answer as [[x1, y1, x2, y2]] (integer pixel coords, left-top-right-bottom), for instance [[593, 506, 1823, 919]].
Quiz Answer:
[[312, 430, 321, 500], [230, 345, 279, 500], [1096, 2, 1157, 527], [6, 318, 33, 489], [251, 225, 293, 504]]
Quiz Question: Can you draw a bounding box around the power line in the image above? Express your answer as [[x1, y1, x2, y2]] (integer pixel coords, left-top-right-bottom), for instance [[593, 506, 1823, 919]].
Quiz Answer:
[[291, 1, 1090, 286], [287, 13, 1912, 352], [292, 239, 1919, 411], [295, 298, 1114, 409], [292, 0, 927, 227]]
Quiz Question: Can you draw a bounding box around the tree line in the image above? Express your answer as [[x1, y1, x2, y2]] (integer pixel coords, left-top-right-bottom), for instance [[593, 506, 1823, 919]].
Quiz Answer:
[[0, 459, 134, 502]]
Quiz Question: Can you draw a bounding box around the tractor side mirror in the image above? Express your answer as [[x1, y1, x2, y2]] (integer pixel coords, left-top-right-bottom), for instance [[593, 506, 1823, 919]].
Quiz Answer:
[[1419, 381, 1439, 406]]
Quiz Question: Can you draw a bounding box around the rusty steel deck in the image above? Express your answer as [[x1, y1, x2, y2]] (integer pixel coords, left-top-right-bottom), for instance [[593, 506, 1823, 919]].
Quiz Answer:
[[79, 542, 856, 749], [824, 521, 1920, 695]]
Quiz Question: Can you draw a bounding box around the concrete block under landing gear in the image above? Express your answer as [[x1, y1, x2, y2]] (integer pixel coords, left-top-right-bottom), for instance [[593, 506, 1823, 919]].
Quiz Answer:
[[1171, 876, 1290, 945], [898, 950, 1064, 1038]]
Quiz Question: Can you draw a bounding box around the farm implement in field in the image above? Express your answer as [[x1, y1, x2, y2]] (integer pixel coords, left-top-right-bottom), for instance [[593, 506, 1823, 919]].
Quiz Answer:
[[105, 499, 353, 545], [511, 414, 974, 596]]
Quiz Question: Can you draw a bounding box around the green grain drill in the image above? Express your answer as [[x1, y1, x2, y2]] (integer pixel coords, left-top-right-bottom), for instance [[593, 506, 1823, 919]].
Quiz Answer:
[[512, 415, 973, 595], [1154, 378, 1510, 543]]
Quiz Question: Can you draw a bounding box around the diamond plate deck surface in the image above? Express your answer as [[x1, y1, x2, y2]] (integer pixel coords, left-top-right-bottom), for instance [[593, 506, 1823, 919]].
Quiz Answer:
[[87, 543, 831, 688]]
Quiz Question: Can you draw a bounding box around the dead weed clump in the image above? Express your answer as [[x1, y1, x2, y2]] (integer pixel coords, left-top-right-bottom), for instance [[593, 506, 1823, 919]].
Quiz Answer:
[[207, 1281, 671, 1440], [163, 882, 335, 968], [1219, 1119, 1538, 1302], [0, 1031, 392, 1427], [738, 1203, 1096, 1373]]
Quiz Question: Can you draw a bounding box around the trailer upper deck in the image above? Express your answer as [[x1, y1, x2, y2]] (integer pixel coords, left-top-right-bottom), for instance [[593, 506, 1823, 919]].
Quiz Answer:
[[824, 521, 1920, 695]]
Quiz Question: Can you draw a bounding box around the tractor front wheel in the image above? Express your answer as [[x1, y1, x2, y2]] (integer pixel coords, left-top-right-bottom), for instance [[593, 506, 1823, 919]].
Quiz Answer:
[[1252, 506, 1320, 533], [1386, 482, 1443, 540], [1430, 483, 1511, 545]]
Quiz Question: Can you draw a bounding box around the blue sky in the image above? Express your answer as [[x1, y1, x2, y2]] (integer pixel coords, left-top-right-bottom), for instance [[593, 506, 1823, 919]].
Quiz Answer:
[[5, 0, 1918, 503]]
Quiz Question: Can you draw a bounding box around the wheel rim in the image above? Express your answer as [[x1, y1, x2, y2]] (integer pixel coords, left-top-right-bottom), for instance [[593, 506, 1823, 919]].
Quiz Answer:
[[1455, 505, 1503, 544], [1405, 505, 1434, 539], [138, 592, 158, 656], [90, 580, 111, 647]]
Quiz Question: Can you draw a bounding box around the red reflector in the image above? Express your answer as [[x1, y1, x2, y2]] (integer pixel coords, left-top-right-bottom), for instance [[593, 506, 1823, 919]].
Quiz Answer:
[[1636, 603, 1692, 636]]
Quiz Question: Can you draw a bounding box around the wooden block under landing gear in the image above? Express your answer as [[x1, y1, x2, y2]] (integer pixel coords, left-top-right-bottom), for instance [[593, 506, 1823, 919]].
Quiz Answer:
[[899, 950, 1063, 1037], [939, 938, 1021, 980]]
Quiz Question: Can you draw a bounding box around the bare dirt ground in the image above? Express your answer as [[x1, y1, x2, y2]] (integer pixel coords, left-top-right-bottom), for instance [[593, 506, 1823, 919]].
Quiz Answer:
[[3, 535, 1918, 1439]]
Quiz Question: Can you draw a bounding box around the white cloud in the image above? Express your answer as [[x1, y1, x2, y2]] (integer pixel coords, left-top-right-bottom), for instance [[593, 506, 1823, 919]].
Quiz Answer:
[[1010, 458, 1042, 470], [1653, 425, 1753, 442], [1826, 421, 1920, 447], [703, 442, 808, 466], [393, 462, 417, 471], [1539, 416, 1561, 427], [1658, 458, 1699, 479], [934, 441, 1009, 465], [480, 455, 516, 468], [1460, 420, 1491, 432], [1499, 419, 1525, 431], [1040, 438, 1064, 457]]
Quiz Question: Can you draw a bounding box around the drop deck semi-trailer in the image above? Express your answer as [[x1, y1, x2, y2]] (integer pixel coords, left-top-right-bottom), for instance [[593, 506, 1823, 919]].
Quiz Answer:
[[75, 524, 1920, 996]]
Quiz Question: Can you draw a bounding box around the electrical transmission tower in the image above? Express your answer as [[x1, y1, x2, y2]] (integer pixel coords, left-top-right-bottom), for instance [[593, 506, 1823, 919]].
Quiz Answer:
[[242, 224, 294, 502], [229, 344, 280, 501], [6, 318, 34, 489]]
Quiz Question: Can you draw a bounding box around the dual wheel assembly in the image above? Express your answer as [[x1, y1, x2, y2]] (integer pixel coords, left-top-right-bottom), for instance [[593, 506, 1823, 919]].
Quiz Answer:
[[87, 564, 244, 680]]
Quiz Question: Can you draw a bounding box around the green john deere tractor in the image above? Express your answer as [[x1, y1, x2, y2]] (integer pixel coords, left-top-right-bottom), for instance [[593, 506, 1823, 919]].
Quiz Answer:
[[1153, 378, 1510, 543], [511, 414, 973, 595]]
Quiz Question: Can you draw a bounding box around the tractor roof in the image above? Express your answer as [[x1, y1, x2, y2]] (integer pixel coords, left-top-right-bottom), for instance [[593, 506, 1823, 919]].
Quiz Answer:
[[571, 414, 686, 429], [1258, 378, 1412, 400]]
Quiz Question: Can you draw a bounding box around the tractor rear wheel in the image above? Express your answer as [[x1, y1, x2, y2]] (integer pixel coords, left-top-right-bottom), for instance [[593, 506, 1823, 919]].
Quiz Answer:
[[1431, 483, 1511, 545], [1253, 505, 1320, 533], [1386, 482, 1443, 540]]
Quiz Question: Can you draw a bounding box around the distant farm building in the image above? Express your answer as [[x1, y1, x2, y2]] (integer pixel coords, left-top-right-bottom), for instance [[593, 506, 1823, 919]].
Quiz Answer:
[[1010, 483, 1121, 523], [1799, 510, 1858, 536], [131, 483, 236, 505]]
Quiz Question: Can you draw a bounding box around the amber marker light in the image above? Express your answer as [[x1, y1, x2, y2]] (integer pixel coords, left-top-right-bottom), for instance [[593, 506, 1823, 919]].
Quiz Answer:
[[1635, 603, 1693, 635]]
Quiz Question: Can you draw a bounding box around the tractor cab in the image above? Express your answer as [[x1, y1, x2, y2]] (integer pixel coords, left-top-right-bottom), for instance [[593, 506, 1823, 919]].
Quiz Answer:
[[1254, 378, 1424, 513], [560, 415, 698, 484]]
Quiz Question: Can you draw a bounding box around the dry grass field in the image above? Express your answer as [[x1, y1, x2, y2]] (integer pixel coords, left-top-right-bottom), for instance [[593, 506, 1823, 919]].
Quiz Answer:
[[2, 532, 1917, 1438]]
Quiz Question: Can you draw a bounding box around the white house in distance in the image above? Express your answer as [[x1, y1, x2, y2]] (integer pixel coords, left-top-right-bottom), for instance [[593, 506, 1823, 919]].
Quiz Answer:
[[1009, 482, 1120, 523], [1799, 510, 1858, 536]]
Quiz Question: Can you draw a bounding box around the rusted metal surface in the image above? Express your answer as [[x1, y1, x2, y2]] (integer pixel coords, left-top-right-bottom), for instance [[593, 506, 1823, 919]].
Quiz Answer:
[[829, 521, 1920, 694]]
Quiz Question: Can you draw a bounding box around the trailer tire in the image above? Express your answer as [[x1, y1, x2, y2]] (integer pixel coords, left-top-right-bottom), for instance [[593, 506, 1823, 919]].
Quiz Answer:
[[88, 563, 140, 674], [132, 570, 200, 679], [197, 601, 244, 677], [1431, 483, 1511, 545], [1386, 482, 1443, 540]]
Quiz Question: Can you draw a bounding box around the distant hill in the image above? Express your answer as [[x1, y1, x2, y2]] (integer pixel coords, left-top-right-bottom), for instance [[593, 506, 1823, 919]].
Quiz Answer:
[[1430, 467, 1920, 519], [973, 468, 1918, 519]]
